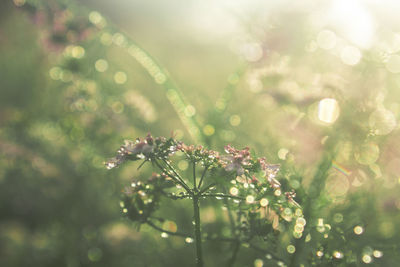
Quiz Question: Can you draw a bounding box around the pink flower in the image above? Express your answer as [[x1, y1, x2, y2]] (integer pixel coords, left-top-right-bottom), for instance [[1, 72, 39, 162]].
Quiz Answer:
[[105, 134, 155, 169], [258, 158, 281, 188], [220, 145, 251, 175]]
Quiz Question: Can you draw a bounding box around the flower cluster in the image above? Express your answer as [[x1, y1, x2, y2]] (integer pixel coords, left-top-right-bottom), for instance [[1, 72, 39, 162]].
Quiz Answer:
[[120, 173, 174, 223], [220, 145, 251, 175], [176, 142, 220, 167], [106, 134, 304, 240], [258, 157, 281, 189], [105, 134, 176, 169]]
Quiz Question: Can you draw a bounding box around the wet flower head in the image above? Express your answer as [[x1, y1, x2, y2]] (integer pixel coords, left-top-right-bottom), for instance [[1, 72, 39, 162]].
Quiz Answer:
[[259, 157, 281, 188], [220, 145, 251, 175], [105, 133, 155, 169]]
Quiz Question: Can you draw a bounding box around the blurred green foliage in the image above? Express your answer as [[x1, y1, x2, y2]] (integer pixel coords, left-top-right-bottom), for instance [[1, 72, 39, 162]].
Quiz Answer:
[[1, 0, 400, 266]]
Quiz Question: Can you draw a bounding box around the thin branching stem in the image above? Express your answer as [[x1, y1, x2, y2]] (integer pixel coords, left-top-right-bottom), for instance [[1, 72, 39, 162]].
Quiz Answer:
[[202, 193, 245, 201], [224, 186, 240, 267], [162, 159, 190, 190], [226, 240, 241, 267], [162, 191, 191, 200], [153, 159, 191, 192], [146, 220, 190, 238], [249, 243, 286, 264], [197, 165, 208, 190], [193, 162, 197, 188], [199, 182, 217, 194]]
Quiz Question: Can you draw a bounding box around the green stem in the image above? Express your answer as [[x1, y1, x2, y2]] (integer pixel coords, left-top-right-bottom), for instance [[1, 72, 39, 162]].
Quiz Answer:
[[226, 240, 240, 267], [146, 220, 190, 238], [192, 193, 204, 267], [202, 193, 245, 201], [197, 165, 208, 189], [193, 162, 197, 188], [199, 183, 217, 194], [153, 159, 190, 192], [163, 159, 189, 188]]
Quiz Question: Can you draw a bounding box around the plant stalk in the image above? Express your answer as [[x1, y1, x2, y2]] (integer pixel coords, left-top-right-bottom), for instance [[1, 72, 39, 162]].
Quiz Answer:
[[192, 193, 204, 267]]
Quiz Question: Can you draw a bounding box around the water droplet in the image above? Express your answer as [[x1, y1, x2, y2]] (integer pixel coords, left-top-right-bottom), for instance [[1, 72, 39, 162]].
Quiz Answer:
[[178, 160, 188, 171], [137, 153, 145, 159], [161, 232, 169, 238], [241, 42, 263, 62], [88, 247, 103, 262], [260, 198, 269, 207], [294, 224, 304, 233], [185, 237, 194, 243], [317, 30, 337, 50], [287, 245, 296, 254], [246, 195, 255, 204], [318, 98, 340, 124], [296, 218, 306, 226], [354, 226, 364, 235], [229, 115, 241, 126], [305, 233, 311, 242], [333, 251, 343, 259], [254, 258, 263, 267], [373, 250, 383, 258], [362, 254, 372, 264], [203, 124, 215, 136], [369, 108, 397, 135], [333, 213, 343, 223], [114, 71, 127, 84], [230, 187, 239, 196], [105, 161, 117, 169], [355, 142, 379, 165], [386, 54, 400, 73], [278, 148, 289, 160], [274, 189, 281, 196], [340, 45, 362, 65], [95, 59, 108, 72]]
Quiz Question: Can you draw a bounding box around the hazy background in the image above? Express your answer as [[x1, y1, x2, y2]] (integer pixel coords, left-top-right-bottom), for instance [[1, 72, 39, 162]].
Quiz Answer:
[[1, 0, 400, 266]]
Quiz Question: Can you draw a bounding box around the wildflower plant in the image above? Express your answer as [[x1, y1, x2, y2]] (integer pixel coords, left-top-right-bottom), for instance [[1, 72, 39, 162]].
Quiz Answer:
[[106, 134, 304, 267]]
